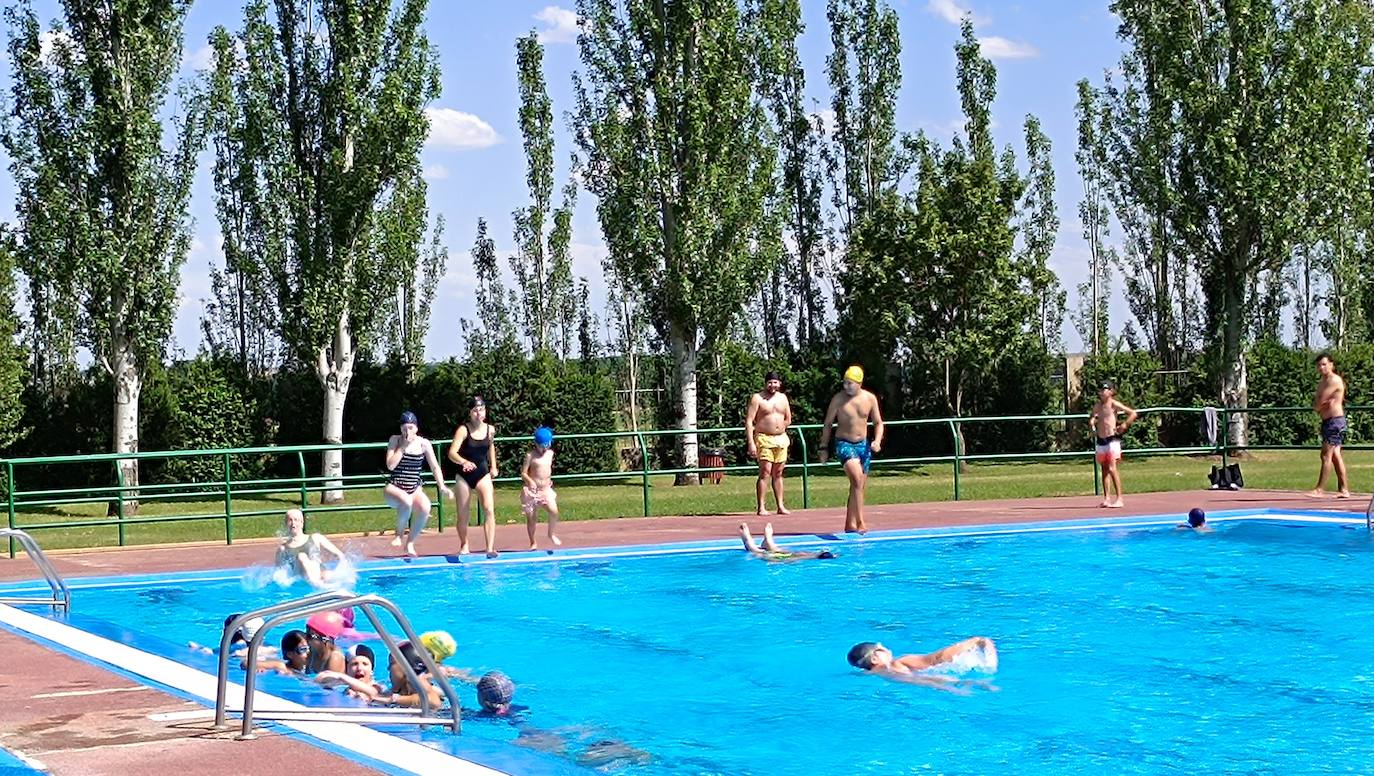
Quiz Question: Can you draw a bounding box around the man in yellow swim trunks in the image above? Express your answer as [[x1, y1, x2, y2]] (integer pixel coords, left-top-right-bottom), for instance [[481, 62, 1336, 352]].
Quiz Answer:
[[745, 370, 793, 516]]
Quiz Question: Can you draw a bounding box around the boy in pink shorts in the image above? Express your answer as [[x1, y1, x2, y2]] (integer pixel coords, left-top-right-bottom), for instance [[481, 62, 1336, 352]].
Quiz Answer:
[[521, 426, 561, 550]]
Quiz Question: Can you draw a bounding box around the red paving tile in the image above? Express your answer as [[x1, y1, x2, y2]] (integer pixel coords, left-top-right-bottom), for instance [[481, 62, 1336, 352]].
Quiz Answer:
[[0, 488, 1366, 775]]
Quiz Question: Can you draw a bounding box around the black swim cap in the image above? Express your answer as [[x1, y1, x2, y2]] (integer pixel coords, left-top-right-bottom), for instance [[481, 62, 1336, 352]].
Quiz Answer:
[[468, 396, 486, 410], [396, 640, 429, 675], [764, 370, 782, 383], [350, 643, 375, 665], [224, 613, 246, 644], [847, 641, 880, 669], [477, 671, 515, 710], [818, 549, 836, 560]]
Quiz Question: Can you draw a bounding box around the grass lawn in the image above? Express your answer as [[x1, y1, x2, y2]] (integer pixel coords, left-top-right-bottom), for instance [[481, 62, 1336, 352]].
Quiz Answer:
[[6, 449, 1369, 552]]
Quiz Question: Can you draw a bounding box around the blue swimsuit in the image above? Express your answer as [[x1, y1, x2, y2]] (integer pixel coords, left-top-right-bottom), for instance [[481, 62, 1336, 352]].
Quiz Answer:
[[834, 438, 872, 473]]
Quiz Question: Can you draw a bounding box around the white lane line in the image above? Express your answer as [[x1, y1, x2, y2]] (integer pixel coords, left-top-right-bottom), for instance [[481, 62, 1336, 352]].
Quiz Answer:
[[32, 686, 152, 699], [0, 604, 508, 776]]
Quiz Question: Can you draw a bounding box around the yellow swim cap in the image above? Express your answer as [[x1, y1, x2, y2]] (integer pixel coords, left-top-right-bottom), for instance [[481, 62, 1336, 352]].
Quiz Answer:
[[844, 365, 864, 384], [419, 630, 457, 663]]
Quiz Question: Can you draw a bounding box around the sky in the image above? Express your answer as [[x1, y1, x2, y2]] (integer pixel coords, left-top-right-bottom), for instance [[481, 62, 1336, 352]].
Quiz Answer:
[[0, 0, 1129, 361]]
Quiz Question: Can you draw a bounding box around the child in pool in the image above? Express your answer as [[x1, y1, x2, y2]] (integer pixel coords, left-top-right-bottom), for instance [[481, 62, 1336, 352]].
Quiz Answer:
[[317, 644, 386, 700]]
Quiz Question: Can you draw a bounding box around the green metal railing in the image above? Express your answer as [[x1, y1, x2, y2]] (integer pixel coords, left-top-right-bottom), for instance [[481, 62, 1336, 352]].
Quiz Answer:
[[2, 404, 1369, 556]]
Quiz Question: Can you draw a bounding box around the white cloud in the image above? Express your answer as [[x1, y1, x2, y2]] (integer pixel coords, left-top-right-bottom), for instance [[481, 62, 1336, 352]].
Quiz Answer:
[[423, 164, 449, 181], [424, 108, 501, 150], [534, 6, 579, 45], [927, 0, 989, 26], [813, 108, 837, 135], [183, 44, 214, 71], [977, 36, 1039, 60]]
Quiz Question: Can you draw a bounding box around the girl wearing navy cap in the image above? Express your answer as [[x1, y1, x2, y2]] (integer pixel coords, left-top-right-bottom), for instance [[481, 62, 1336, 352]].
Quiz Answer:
[[384, 410, 453, 557]]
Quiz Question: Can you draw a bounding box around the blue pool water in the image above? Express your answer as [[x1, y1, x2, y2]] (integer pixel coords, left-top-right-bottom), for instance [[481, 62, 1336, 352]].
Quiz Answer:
[[8, 514, 1374, 775]]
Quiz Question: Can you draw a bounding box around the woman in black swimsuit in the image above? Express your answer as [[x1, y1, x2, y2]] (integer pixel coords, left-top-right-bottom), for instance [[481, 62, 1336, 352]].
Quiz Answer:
[[448, 397, 500, 557], [383, 411, 453, 557]]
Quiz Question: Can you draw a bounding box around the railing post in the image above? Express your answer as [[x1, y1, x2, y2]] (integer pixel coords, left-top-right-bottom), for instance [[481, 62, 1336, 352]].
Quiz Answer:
[[296, 451, 308, 510], [6, 461, 15, 559], [113, 460, 126, 547], [635, 431, 651, 517], [435, 474, 445, 533], [794, 428, 810, 509], [223, 453, 234, 545], [1220, 407, 1231, 470], [949, 420, 962, 501]]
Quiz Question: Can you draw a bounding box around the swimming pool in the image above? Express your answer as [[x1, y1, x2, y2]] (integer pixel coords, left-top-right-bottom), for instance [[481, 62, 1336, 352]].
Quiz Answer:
[[2, 509, 1372, 775]]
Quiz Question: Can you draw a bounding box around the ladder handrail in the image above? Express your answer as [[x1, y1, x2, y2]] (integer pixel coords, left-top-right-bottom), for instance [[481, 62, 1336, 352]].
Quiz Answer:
[[1366, 492, 1373, 532], [214, 591, 462, 737], [0, 529, 70, 610]]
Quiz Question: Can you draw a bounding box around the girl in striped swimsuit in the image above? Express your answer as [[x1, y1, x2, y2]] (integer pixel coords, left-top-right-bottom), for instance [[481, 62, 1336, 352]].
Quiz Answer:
[[384, 411, 453, 557]]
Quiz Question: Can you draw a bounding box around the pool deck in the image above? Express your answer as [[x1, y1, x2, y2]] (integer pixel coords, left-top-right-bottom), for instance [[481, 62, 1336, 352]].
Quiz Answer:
[[0, 487, 1366, 775]]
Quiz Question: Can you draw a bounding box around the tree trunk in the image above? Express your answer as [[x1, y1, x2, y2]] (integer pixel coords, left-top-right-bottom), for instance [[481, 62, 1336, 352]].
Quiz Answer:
[[317, 313, 355, 504], [1221, 279, 1249, 450], [670, 324, 699, 486], [111, 337, 141, 515]]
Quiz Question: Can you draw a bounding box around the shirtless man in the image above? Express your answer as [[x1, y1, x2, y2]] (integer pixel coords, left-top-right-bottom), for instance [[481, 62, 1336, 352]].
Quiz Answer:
[[818, 365, 884, 533], [1308, 353, 1351, 498], [745, 371, 793, 515], [1090, 381, 1138, 508], [847, 637, 999, 693]]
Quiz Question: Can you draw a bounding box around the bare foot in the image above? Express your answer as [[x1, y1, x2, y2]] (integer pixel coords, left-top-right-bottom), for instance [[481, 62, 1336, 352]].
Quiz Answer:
[[486, 549, 500, 559], [528, 542, 539, 551], [1337, 490, 1352, 499], [1304, 489, 1326, 498], [458, 543, 470, 555], [550, 533, 562, 546], [1099, 500, 1111, 508], [406, 542, 418, 557], [757, 508, 772, 516], [1106, 500, 1124, 509], [390, 535, 403, 547], [777, 506, 791, 515]]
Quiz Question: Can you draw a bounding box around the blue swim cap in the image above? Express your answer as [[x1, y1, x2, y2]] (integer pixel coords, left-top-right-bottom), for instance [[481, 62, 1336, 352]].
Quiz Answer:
[[534, 426, 554, 447], [1188, 508, 1206, 527], [399, 410, 419, 426]]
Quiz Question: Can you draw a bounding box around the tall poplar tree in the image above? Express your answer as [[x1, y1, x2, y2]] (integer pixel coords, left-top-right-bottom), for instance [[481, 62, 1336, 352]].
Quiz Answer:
[[760, 0, 827, 350], [823, 0, 902, 236], [1102, 0, 1374, 445], [0, 236, 26, 452], [573, 0, 783, 481], [207, 0, 440, 501], [1072, 80, 1113, 357], [3, 0, 204, 507], [511, 32, 577, 357], [1019, 115, 1063, 350]]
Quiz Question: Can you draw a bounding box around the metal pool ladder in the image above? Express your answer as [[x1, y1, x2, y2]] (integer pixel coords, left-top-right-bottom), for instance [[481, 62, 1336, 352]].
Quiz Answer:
[[0, 529, 70, 610], [214, 590, 462, 738], [1366, 492, 1373, 532]]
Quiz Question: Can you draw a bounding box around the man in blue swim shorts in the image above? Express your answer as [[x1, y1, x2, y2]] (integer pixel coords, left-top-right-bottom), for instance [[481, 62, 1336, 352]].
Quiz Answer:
[[1308, 353, 1352, 498], [819, 365, 885, 534]]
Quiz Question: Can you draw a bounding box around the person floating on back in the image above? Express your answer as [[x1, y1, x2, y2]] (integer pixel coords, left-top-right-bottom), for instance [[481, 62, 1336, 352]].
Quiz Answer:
[[819, 365, 884, 533], [1307, 353, 1352, 499], [1089, 381, 1138, 509], [521, 426, 562, 551], [745, 370, 793, 516], [738, 522, 835, 562]]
